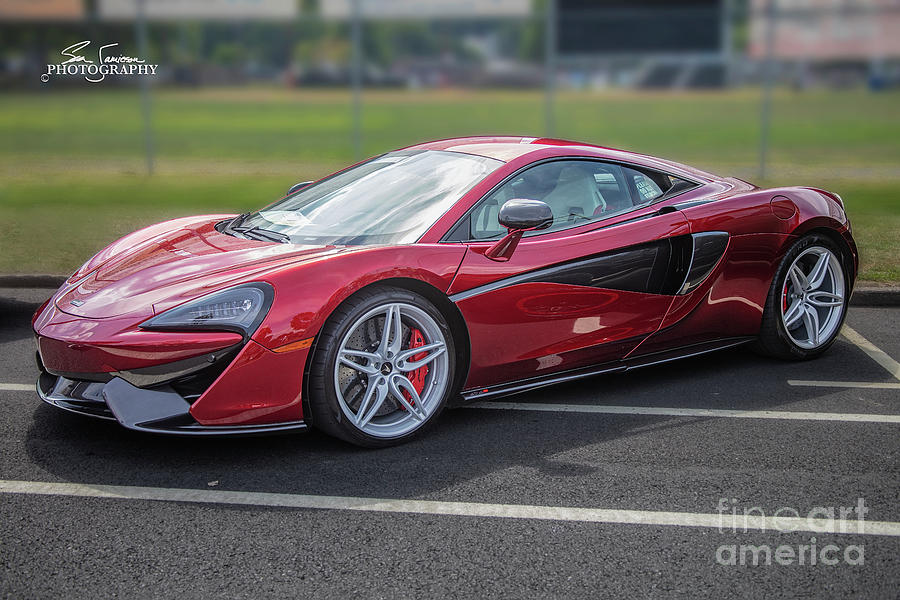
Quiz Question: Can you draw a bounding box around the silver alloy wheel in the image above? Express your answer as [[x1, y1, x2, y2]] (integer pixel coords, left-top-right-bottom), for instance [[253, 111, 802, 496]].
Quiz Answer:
[[333, 302, 449, 438], [780, 246, 846, 350]]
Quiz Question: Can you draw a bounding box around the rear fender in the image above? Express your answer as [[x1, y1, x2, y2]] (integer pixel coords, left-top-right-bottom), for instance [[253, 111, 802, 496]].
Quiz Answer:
[[771, 187, 857, 282]]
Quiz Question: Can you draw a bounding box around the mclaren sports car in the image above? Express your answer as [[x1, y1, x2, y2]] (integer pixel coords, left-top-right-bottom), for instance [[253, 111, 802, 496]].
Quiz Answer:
[[33, 137, 857, 447]]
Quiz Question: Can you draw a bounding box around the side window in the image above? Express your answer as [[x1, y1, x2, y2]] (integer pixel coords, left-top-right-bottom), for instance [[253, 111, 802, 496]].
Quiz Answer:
[[624, 167, 691, 204], [631, 170, 665, 202], [468, 160, 636, 240], [462, 160, 695, 241]]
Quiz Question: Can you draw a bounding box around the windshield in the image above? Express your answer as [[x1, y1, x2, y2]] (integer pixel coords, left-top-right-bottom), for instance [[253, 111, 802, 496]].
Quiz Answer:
[[238, 150, 503, 245]]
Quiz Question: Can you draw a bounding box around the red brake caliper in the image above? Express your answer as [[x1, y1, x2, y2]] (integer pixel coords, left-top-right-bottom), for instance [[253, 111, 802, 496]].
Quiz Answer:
[[783, 280, 789, 313], [400, 328, 428, 408]]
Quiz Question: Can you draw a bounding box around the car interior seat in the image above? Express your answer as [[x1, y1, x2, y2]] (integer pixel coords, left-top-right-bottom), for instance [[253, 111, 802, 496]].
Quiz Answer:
[[542, 165, 606, 223]]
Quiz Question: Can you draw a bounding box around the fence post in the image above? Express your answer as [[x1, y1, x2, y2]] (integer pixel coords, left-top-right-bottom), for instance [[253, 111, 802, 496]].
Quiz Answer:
[[135, 0, 155, 175], [758, 0, 777, 181], [544, 0, 557, 137], [350, 0, 363, 161]]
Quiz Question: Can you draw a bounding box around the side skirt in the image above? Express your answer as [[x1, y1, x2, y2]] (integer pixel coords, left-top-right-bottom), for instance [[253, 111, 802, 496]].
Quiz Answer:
[[459, 336, 755, 402]]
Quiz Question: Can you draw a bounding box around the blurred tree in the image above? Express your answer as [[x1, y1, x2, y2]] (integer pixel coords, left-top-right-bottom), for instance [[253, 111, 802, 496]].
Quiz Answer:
[[1, 3, 541, 87], [517, 0, 546, 62]]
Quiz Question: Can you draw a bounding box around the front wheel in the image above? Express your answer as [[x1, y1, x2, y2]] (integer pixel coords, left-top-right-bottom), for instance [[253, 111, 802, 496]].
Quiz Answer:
[[307, 287, 455, 447], [757, 234, 850, 360]]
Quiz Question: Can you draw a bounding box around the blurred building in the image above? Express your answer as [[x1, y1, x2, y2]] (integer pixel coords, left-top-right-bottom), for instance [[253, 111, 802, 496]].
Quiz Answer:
[[748, 0, 900, 88], [555, 0, 730, 89], [1, 0, 899, 90]]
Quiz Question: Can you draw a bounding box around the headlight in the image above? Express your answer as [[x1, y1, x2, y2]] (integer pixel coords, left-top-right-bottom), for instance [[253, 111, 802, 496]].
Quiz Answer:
[[141, 282, 274, 338]]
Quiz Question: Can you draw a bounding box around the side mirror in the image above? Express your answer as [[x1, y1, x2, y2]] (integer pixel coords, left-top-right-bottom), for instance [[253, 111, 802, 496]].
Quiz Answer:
[[485, 199, 553, 261], [287, 180, 314, 195], [498, 198, 554, 231]]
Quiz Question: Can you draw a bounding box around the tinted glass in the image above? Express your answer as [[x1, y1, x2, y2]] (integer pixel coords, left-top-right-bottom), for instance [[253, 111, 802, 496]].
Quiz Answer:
[[466, 160, 688, 240], [242, 150, 502, 245], [468, 161, 613, 239]]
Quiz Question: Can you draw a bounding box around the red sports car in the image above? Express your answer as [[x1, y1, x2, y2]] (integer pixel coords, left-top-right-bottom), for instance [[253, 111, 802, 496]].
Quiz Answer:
[[33, 137, 857, 446]]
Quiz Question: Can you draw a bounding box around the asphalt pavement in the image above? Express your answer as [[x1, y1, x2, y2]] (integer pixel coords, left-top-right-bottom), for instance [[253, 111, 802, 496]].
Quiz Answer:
[[1, 287, 898, 599]]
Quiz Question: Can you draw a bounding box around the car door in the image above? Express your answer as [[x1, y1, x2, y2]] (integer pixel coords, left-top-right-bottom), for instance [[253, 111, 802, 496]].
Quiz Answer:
[[445, 158, 697, 392]]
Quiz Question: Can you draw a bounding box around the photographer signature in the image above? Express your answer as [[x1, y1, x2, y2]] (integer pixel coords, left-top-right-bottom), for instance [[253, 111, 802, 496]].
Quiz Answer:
[[58, 40, 146, 83]]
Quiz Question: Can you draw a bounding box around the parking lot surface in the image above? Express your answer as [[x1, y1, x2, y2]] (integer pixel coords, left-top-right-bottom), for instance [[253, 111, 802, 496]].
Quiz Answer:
[[1, 288, 898, 598]]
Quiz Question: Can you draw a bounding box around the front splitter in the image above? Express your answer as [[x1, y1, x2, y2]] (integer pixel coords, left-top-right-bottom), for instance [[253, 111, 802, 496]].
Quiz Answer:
[[37, 373, 307, 437]]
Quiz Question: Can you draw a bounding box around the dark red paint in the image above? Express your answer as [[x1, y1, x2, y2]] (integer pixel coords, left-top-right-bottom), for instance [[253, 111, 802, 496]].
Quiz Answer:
[[33, 137, 857, 430]]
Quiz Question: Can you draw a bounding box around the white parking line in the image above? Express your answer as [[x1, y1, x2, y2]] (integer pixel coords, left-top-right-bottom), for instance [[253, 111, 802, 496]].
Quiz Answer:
[[466, 402, 900, 423], [841, 325, 900, 381], [786, 326, 900, 390], [0, 479, 898, 536], [788, 380, 900, 390], [0, 383, 33, 392]]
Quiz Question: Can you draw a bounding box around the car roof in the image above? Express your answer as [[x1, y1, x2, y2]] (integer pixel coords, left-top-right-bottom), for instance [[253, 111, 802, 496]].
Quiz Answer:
[[405, 136, 717, 182]]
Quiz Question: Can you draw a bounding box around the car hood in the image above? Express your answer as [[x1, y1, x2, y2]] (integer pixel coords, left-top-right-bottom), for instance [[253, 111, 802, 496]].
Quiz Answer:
[[56, 216, 358, 319]]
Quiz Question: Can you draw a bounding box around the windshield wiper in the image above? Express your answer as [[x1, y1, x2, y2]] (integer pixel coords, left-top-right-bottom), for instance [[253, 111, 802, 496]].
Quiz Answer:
[[226, 213, 291, 244], [230, 212, 252, 230], [239, 226, 292, 244]]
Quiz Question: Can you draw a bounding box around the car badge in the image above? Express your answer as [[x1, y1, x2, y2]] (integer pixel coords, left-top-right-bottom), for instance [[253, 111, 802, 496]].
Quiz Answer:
[[70, 299, 85, 307]]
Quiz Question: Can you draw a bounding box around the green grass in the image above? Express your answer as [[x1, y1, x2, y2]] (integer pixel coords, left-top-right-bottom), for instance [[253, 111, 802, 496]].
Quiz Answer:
[[837, 184, 900, 282], [1, 87, 898, 280]]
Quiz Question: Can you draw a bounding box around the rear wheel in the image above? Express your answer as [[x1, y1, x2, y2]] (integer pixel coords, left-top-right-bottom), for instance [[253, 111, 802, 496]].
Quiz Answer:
[[757, 234, 850, 360], [307, 287, 455, 447]]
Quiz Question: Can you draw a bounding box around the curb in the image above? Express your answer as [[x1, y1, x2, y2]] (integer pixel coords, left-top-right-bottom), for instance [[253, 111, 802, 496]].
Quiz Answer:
[[0, 275, 67, 289], [1, 276, 898, 307], [850, 287, 900, 307]]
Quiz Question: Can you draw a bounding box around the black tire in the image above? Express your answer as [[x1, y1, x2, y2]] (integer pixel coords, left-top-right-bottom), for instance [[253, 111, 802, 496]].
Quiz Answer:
[[756, 233, 850, 360], [307, 286, 456, 448]]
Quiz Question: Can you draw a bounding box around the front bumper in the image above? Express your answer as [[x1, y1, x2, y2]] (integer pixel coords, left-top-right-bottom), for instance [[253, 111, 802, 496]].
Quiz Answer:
[[33, 291, 311, 430], [37, 371, 307, 437]]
